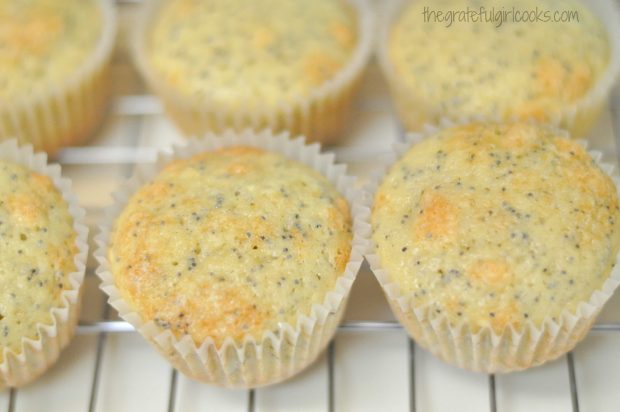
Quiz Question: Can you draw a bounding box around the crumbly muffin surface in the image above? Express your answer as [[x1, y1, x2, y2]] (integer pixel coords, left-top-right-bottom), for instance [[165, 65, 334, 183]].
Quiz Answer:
[[109, 147, 352, 346], [389, 0, 609, 121], [0, 0, 102, 99], [147, 0, 356, 107], [0, 161, 77, 360], [372, 122, 620, 333]]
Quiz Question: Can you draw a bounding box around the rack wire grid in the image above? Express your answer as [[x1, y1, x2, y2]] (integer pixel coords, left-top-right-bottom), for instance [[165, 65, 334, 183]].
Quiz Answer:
[[2, 1, 620, 411]]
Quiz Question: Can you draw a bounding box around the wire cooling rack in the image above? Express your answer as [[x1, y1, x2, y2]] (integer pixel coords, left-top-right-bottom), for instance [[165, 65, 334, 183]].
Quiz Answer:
[[2, 1, 620, 411], [65, 321, 619, 412]]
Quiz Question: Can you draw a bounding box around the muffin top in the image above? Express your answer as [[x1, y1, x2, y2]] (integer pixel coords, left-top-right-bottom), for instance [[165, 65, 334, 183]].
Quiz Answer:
[[371, 122, 620, 333], [0, 160, 77, 360], [146, 0, 357, 108], [109, 146, 352, 346], [388, 0, 609, 121], [0, 0, 102, 100]]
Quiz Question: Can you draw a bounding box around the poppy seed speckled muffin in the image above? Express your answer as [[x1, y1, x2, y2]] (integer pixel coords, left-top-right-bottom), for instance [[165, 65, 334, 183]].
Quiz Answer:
[[96, 132, 367, 387], [133, 0, 373, 144], [0, 140, 87, 388], [110, 146, 351, 346], [379, 0, 620, 137], [368, 121, 620, 372]]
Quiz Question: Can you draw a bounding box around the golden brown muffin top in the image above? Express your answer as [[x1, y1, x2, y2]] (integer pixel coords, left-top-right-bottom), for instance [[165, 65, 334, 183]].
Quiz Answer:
[[372, 122, 620, 333], [109, 146, 352, 346]]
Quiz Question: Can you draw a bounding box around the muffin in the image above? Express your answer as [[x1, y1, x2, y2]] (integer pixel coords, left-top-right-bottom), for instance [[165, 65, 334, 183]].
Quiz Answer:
[[0, 0, 117, 155], [368, 121, 620, 373], [379, 0, 620, 137], [0, 140, 88, 388], [95, 130, 367, 387], [132, 0, 373, 144]]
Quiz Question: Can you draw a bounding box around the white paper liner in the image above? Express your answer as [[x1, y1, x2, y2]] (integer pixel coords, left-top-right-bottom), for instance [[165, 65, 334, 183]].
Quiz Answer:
[[365, 118, 620, 373], [376, 0, 620, 138], [0, 0, 117, 156], [94, 129, 370, 388], [131, 0, 374, 145], [0, 140, 88, 388]]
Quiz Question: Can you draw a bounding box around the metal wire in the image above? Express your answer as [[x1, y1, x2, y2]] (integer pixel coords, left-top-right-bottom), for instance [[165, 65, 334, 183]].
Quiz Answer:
[[87, 304, 110, 412], [167, 369, 178, 412], [488, 375, 497, 412], [75, 319, 620, 335], [247, 389, 255, 412], [327, 341, 335, 412], [87, 332, 108, 412], [7, 389, 16, 412], [567, 353, 580, 412], [408, 339, 416, 412]]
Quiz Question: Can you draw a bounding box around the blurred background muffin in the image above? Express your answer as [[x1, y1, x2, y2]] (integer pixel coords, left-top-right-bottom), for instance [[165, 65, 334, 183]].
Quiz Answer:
[[368, 121, 620, 372], [379, 0, 620, 136], [0, 0, 117, 155], [132, 0, 373, 144]]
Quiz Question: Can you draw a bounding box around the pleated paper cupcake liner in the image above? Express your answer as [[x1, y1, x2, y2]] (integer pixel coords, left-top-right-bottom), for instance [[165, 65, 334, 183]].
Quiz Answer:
[[0, 140, 89, 388], [0, 0, 117, 156], [376, 0, 620, 138], [365, 118, 620, 373], [94, 129, 370, 388], [131, 0, 374, 145]]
